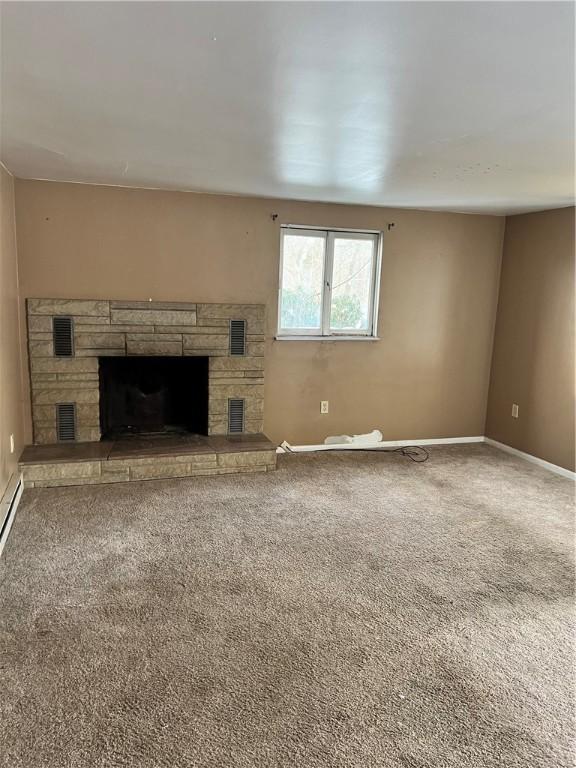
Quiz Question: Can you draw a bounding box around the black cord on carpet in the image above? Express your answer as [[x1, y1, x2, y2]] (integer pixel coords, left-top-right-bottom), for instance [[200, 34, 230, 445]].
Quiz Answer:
[[282, 445, 430, 463]]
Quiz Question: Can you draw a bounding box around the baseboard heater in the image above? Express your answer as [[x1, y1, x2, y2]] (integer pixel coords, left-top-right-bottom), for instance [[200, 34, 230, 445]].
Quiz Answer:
[[0, 473, 23, 559]]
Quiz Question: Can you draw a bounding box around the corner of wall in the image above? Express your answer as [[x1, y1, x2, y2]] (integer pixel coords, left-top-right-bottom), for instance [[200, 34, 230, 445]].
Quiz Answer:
[[0, 163, 26, 497]]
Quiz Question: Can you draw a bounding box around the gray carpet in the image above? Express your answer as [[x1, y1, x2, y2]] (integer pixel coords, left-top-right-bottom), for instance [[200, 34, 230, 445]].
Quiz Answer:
[[0, 445, 574, 767]]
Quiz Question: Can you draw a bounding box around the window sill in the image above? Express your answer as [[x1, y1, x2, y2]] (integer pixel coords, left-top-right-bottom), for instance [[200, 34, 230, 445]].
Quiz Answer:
[[275, 335, 380, 342]]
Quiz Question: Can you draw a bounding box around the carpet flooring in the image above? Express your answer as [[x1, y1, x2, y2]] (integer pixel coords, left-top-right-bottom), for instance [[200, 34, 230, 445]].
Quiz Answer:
[[0, 445, 574, 767]]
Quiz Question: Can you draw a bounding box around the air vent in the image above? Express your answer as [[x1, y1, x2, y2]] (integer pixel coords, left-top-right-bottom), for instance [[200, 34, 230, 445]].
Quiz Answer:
[[228, 399, 245, 434], [229, 319, 246, 356], [56, 403, 77, 442], [52, 316, 74, 357]]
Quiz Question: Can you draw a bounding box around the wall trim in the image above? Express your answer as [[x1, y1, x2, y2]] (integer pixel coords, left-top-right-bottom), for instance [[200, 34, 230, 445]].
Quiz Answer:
[[484, 438, 576, 480], [0, 472, 24, 559]]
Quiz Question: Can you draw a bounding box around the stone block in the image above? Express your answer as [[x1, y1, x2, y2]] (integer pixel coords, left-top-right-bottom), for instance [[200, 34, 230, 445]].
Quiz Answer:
[[28, 299, 110, 317], [76, 427, 102, 442], [183, 333, 228, 351], [126, 333, 182, 342], [211, 375, 265, 387], [73, 324, 154, 334], [101, 465, 130, 483], [217, 450, 276, 469], [210, 371, 246, 381], [76, 403, 101, 422], [32, 387, 99, 404], [31, 358, 98, 374], [209, 383, 264, 398], [174, 325, 225, 335], [57, 373, 99, 382], [208, 420, 227, 435], [28, 340, 53, 357], [31, 373, 58, 383], [76, 333, 125, 349], [23, 460, 102, 482], [126, 340, 182, 356], [32, 405, 56, 424], [244, 418, 265, 434], [129, 462, 204, 480], [111, 309, 197, 326], [210, 357, 264, 372], [76, 348, 126, 357], [30, 477, 103, 488], [33, 427, 57, 443], [152, 325, 197, 334], [110, 301, 197, 311], [108, 453, 216, 470], [246, 342, 265, 357], [33, 380, 98, 391], [27, 316, 53, 332], [184, 348, 228, 357], [71, 315, 112, 326], [197, 317, 229, 327]]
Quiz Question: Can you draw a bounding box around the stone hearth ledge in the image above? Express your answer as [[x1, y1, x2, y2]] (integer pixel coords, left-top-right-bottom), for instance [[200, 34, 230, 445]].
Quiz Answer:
[[19, 434, 277, 488]]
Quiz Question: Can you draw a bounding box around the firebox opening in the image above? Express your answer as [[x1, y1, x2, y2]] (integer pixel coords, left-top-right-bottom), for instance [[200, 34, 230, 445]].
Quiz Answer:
[[99, 356, 209, 439]]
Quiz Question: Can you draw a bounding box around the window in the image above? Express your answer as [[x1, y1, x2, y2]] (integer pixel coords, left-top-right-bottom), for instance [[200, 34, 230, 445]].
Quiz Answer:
[[278, 226, 381, 338]]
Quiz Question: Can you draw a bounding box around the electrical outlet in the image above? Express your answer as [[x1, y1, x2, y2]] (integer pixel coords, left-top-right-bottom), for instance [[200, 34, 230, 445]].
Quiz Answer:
[[9, 434, 14, 454], [511, 404, 519, 419], [320, 401, 329, 414]]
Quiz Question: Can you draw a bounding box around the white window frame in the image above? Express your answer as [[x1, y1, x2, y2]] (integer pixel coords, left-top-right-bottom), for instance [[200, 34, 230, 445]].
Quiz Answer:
[[277, 225, 382, 340]]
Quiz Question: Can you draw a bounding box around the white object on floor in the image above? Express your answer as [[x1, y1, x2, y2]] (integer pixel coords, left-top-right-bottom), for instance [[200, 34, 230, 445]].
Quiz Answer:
[[324, 429, 382, 446], [279, 436, 484, 453]]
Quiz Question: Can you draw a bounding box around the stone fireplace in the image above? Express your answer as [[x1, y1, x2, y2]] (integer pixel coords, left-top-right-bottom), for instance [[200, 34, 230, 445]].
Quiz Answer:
[[20, 298, 275, 488], [26, 299, 265, 444]]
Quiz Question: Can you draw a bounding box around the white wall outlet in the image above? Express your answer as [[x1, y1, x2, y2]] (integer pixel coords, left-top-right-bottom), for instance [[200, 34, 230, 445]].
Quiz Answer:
[[320, 401, 329, 414], [511, 404, 519, 419], [9, 434, 14, 454]]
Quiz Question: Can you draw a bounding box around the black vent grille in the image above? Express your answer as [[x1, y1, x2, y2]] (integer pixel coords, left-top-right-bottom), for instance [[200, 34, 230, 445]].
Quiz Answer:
[[56, 403, 76, 442], [229, 319, 246, 356], [228, 399, 245, 434], [52, 316, 74, 357]]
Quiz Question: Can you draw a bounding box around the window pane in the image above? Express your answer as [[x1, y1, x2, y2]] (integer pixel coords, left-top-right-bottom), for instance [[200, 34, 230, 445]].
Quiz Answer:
[[280, 233, 325, 330], [329, 237, 375, 331]]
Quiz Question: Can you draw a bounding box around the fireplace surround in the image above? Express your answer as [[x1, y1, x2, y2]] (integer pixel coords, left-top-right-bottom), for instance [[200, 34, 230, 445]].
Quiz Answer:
[[26, 298, 266, 444]]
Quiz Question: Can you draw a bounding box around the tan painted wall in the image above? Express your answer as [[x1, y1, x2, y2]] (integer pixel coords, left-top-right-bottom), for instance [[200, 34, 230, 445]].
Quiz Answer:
[[486, 207, 575, 471], [0, 166, 24, 496], [14, 179, 504, 446]]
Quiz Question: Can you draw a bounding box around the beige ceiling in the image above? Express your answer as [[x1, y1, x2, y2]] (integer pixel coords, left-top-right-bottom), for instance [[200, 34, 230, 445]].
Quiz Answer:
[[1, 1, 574, 214]]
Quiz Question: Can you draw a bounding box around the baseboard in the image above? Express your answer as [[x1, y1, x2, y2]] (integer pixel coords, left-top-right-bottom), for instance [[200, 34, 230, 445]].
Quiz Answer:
[[277, 436, 485, 453], [0, 472, 23, 559], [484, 438, 576, 480]]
